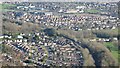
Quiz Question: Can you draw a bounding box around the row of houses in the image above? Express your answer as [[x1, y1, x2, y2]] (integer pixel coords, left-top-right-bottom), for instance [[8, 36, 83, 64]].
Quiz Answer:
[[5, 9, 119, 31], [1, 32, 84, 66], [90, 37, 118, 42]]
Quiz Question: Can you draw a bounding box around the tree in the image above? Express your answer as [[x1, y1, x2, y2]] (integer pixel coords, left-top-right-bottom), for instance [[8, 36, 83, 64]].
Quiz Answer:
[[44, 28, 57, 36]]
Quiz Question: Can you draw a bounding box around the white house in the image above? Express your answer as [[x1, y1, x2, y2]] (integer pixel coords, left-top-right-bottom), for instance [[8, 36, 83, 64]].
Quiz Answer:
[[58, 9, 64, 13], [113, 37, 118, 41], [17, 35, 23, 39], [0, 36, 4, 39], [76, 6, 86, 9], [65, 9, 78, 13], [16, 39, 22, 43], [45, 12, 53, 16]]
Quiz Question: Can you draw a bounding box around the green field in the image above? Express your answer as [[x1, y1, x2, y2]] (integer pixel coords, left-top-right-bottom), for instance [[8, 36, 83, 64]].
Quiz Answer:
[[111, 51, 119, 60], [85, 9, 100, 14], [0, 3, 16, 11], [0, 4, 16, 9], [104, 42, 114, 48], [104, 42, 119, 61]]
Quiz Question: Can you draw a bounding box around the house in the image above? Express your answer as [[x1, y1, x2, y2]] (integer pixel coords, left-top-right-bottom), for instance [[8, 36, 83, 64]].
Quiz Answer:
[[32, 42, 35, 45], [45, 12, 53, 16], [0, 41, 2, 44], [20, 33, 25, 36], [76, 6, 86, 9], [0, 35, 4, 39], [78, 10, 84, 13], [7, 36, 12, 39], [17, 35, 23, 39], [15, 39, 22, 43], [29, 5, 35, 8], [23, 39, 27, 42], [113, 37, 118, 41], [90, 39, 97, 42], [58, 9, 64, 13], [4, 35, 9, 38], [44, 43, 47, 46], [7, 40, 13, 43], [65, 9, 78, 14], [98, 38, 110, 42]]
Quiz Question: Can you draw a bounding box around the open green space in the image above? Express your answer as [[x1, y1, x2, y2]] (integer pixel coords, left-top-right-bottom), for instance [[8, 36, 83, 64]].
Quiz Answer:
[[104, 42, 118, 51], [85, 9, 100, 14], [104, 42, 119, 62], [0, 3, 16, 9], [111, 51, 119, 60], [104, 42, 114, 48], [0, 3, 16, 11]]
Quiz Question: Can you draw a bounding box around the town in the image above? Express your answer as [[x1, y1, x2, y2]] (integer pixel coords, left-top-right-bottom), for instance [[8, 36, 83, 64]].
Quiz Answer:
[[3, 2, 119, 31], [1, 29, 84, 66], [0, 2, 120, 67]]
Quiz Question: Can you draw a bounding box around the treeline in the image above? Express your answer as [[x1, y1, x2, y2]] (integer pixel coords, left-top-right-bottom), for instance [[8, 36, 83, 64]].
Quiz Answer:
[[92, 29, 119, 38], [3, 19, 41, 34], [80, 39, 118, 66]]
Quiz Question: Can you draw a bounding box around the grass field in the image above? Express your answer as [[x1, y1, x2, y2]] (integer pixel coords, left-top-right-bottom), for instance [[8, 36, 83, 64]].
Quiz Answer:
[[104, 42, 114, 48], [85, 9, 100, 14], [0, 3, 16, 11], [104, 42, 119, 61], [111, 51, 119, 60], [0, 4, 16, 9]]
